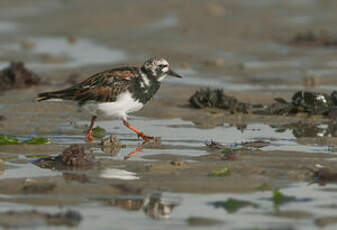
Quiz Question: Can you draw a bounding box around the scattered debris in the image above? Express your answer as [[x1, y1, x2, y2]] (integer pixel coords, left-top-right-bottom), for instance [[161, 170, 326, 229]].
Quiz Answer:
[[241, 140, 270, 148], [219, 152, 238, 161], [208, 168, 231, 177], [187, 216, 224, 226], [0, 62, 41, 90], [101, 135, 121, 155], [0, 210, 81, 228], [289, 30, 337, 47], [205, 142, 239, 161], [0, 135, 19, 145], [205, 140, 224, 150], [22, 178, 56, 193], [24, 136, 51, 145], [219, 147, 238, 161], [309, 165, 337, 184], [190, 88, 337, 117], [209, 198, 258, 213], [170, 159, 185, 167]]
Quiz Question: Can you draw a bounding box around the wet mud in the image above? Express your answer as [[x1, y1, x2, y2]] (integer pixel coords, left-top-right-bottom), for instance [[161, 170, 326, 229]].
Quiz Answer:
[[1, 0, 337, 229]]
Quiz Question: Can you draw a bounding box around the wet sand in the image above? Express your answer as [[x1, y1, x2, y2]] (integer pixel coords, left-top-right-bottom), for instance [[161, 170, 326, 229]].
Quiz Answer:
[[1, 0, 337, 229]]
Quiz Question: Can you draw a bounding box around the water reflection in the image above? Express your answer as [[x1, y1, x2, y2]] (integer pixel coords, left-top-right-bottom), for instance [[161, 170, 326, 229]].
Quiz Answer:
[[271, 122, 337, 138], [108, 192, 180, 219], [231, 121, 337, 138]]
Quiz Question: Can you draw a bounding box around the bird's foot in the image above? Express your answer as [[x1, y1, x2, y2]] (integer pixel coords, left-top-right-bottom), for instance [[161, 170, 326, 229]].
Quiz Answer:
[[85, 131, 94, 142], [137, 133, 154, 143], [138, 134, 161, 144]]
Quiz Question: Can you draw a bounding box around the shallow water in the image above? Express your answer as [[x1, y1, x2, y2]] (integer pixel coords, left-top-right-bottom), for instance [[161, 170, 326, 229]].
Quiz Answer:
[[0, 0, 337, 229], [0, 37, 127, 69], [0, 182, 336, 230], [83, 118, 337, 157], [0, 21, 18, 34], [0, 162, 62, 179], [7, 117, 337, 162]]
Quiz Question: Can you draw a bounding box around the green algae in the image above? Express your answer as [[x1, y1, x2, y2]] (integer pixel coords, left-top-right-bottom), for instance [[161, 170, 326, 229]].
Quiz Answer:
[[0, 135, 20, 145], [24, 136, 51, 144], [208, 168, 230, 177], [92, 126, 106, 138], [272, 189, 296, 207]]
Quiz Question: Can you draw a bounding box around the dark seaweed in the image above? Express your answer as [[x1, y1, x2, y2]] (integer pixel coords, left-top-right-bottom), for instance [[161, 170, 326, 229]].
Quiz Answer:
[[0, 62, 41, 90]]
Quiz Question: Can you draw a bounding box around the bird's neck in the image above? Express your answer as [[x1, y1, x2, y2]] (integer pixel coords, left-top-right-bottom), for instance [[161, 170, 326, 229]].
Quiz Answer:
[[128, 68, 161, 104]]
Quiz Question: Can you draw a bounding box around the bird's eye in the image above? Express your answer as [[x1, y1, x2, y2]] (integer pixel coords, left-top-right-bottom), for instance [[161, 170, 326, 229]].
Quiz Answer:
[[159, 64, 167, 68]]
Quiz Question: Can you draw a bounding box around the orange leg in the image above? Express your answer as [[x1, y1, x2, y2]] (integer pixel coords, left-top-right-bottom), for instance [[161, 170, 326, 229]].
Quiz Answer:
[[123, 119, 153, 142], [85, 116, 97, 142]]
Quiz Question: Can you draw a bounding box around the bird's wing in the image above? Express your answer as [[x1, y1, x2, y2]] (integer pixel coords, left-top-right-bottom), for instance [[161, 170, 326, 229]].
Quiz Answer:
[[74, 67, 138, 105], [38, 67, 138, 105]]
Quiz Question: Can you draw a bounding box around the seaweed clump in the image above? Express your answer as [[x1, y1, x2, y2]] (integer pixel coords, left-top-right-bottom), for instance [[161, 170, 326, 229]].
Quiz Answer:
[[190, 88, 337, 117], [35, 144, 94, 169], [61, 144, 94, 167], [268, 91, 337, 116], [289, 30, 337, 47], [0, 62, 41, 90], [189, 88, 251, 113]]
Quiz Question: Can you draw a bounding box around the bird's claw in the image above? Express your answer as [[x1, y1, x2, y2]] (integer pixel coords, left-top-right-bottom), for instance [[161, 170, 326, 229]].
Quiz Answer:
[[137, 133, 154, 143], [85, 132, 94, 142]]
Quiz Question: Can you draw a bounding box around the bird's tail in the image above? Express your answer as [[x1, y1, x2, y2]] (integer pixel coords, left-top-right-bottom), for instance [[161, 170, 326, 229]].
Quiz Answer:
[[36, 88, 74, 102]]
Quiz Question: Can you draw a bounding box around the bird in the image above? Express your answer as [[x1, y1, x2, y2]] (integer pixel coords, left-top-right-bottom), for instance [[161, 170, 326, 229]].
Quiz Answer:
[[37, 57, 183, 142]]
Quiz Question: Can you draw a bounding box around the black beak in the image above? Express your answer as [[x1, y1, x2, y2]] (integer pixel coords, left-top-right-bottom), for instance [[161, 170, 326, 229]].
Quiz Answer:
[[168, 69, 183, 78]]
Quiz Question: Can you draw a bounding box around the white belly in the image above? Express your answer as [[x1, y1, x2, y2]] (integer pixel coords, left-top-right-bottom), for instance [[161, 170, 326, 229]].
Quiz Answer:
[[81, 91, 143, 120]]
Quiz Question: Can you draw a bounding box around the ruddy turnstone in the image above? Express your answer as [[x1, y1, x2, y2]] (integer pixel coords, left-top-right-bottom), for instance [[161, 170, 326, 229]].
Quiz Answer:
[[37, 57, 182, 142]]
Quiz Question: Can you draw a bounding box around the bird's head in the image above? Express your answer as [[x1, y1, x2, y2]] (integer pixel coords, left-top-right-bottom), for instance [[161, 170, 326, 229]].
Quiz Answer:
[[142, 57, 182, 81]]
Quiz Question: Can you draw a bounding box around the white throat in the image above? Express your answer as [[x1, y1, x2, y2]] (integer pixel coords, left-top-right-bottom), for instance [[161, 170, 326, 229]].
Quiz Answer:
[[157, 74, 167, 82]]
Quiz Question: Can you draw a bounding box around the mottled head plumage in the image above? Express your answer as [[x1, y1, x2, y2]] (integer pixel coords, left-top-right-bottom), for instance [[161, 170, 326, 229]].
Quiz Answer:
[[142, 57, 182, 81]]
